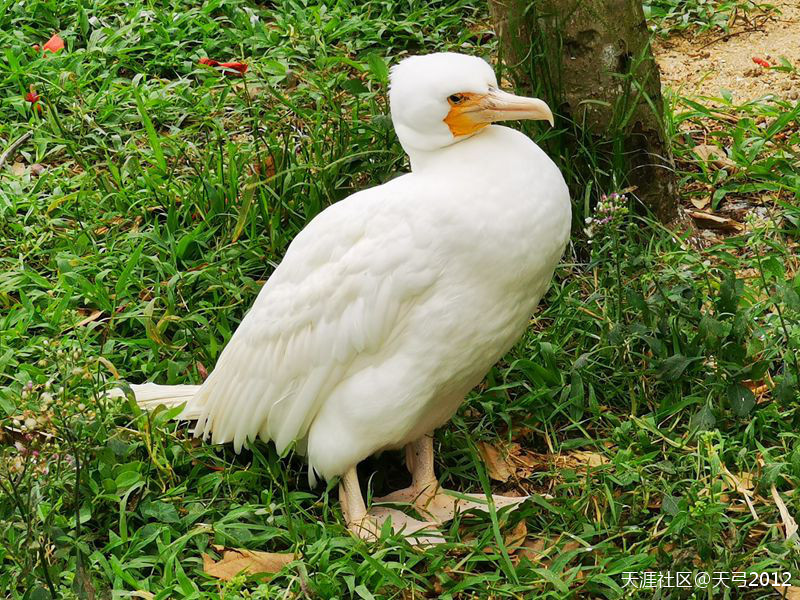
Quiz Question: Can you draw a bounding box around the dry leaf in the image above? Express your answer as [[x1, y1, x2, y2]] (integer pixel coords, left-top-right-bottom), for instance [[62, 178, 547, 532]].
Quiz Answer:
[[687, 210, 744, 233], [721, 465, 758, 519], [477, 442, 513, 482], [130, 593, 155, 600], [520, 537, 548, 562], [773, 586, 800, 599], [563, 450, 608, 468], [196, 361, 209, 380], [771, 485, 799, 543], [744, 379, 770, 403], [97, 356, 120, 379], [690, 196, 710, 210], [504, 520, 527, 552], [203, 546, 294, 581], [478, 443, 609, 483], [11, 162, 25, 176], [692, 143, 737, 170], [519, 536, 582, 567], [76, 309, 103, 327], [480, 520, 528, 555]]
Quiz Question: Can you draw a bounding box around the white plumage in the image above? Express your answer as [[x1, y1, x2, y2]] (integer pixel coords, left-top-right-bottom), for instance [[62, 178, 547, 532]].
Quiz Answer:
[[117, 52, 571, 541]]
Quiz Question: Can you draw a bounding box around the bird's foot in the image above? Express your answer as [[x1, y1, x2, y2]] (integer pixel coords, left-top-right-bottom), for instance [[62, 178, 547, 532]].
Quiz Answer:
[[347, 508, 444, 545], [375, 482, 527, 524]]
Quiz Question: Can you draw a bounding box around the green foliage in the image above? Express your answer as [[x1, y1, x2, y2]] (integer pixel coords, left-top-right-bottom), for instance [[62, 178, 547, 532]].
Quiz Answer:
[[643, 0, 775, 35], [0, 0, 799, 597]]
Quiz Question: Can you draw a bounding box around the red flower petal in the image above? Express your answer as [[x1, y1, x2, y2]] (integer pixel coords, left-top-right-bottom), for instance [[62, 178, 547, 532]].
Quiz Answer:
[[220, 62, 248, 74], [42, 34, 64, 53], [198, 57, 247, 76], [25, 84, 40, 103], [752, 57, 770, 68]]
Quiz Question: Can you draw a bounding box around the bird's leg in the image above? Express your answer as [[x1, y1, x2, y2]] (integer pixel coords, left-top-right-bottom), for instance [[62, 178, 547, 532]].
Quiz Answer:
[[373, 434, 439, 506], [375, 433, 528, 524], [340, 465, 444, 545], [339, 466, 379, 540]]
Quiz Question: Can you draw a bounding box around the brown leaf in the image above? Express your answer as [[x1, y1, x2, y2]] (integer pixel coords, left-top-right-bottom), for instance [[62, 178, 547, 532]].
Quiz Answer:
[[503, 520, 527, 552], [196, 361, 209, 380], [687, 210, 744, 233], [519, 536, 582, 567], [562, 450, 608, 468], [692, 143, 737, 170], [774, 586, 800, 599], [202, 546, 294, 581], [10, 162, 25, 176], [743, 379, 770, 403], [76, 309, 103, 327], [477, 442, 514, 482], [690, 196, 710, 210], [771, 485, 799, 542]]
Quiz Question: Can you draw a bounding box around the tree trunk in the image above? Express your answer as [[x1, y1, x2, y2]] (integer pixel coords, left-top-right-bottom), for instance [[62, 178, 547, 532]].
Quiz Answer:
[[489, 0, 678, 222]]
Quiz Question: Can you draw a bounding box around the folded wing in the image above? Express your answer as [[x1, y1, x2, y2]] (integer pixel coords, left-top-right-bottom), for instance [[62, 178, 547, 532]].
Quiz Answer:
[[188, 188, 438, 455]]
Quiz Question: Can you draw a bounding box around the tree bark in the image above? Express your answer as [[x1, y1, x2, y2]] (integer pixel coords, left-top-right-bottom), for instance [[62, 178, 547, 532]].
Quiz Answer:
[[490, 0, 678, 222]]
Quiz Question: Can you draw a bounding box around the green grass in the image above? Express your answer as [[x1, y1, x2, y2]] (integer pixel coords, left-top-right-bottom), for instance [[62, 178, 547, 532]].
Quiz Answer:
[[1, 0, 800, 598], [643, 0, 775, 35]]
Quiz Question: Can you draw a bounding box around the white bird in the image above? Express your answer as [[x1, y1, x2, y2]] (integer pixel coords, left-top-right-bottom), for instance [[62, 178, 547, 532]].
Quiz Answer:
[[116, 52, 571, 542]]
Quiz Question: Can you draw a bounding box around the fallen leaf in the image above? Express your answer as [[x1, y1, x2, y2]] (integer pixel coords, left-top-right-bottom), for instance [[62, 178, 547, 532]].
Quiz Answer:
[[196, 361, 208, 380], [477, 442, 514, 482], [254, 155, 276, 178], [692, 144, 737, 170], [563, 450, 608, 468], [743, 379, 770, 403], [503, 520, 527, 552], [42, 34, 64, 53], [720, 465, 758, 519], [76, 309, 103, 327], [771, 485, 799, 543], [519, 536, 582, 567], [202, 546, 294, 581], [10, 162, 25, 176], [130, 592, 155, 600], [773, 585, 800, 599], [690, 196, 710, 210], [30, 163, 46, 177], [687, 210, 744, 233], [97, 356, 120, 379]]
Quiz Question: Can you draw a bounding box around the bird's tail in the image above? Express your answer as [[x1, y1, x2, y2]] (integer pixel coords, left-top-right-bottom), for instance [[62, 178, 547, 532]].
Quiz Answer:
[[107, 383, 203, 420]]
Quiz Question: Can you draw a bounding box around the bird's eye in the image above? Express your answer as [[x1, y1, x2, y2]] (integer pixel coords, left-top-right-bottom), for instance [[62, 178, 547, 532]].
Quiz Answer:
[[448, 94, 465, 105]]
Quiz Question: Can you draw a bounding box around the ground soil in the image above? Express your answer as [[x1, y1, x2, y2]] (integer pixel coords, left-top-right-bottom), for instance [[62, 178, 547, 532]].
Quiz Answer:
[[653, 0, 800, 101]]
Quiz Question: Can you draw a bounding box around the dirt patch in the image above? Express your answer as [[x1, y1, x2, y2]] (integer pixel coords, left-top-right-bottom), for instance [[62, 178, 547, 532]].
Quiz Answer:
[[654, 0, 800, 101]]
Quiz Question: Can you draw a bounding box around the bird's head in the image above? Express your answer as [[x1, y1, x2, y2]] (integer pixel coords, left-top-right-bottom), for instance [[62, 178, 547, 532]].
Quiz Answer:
[[389, 52, 554, 155]]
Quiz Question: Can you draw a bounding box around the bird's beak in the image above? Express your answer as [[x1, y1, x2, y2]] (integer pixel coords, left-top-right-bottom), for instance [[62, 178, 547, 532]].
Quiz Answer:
[[444, 89, 555, 137], [481, 89, 555, 127]]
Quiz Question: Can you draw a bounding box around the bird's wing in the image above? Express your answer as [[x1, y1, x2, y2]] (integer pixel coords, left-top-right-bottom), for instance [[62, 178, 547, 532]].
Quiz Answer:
[[189, 182, 439, 455]]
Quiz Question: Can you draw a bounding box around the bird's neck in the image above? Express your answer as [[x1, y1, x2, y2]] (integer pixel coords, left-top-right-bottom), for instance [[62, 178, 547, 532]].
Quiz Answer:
[[406, 126, 517, 175]]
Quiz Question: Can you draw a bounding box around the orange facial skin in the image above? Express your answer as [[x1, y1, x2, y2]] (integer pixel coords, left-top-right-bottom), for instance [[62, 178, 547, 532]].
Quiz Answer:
[[443, 92, 490, 137]]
